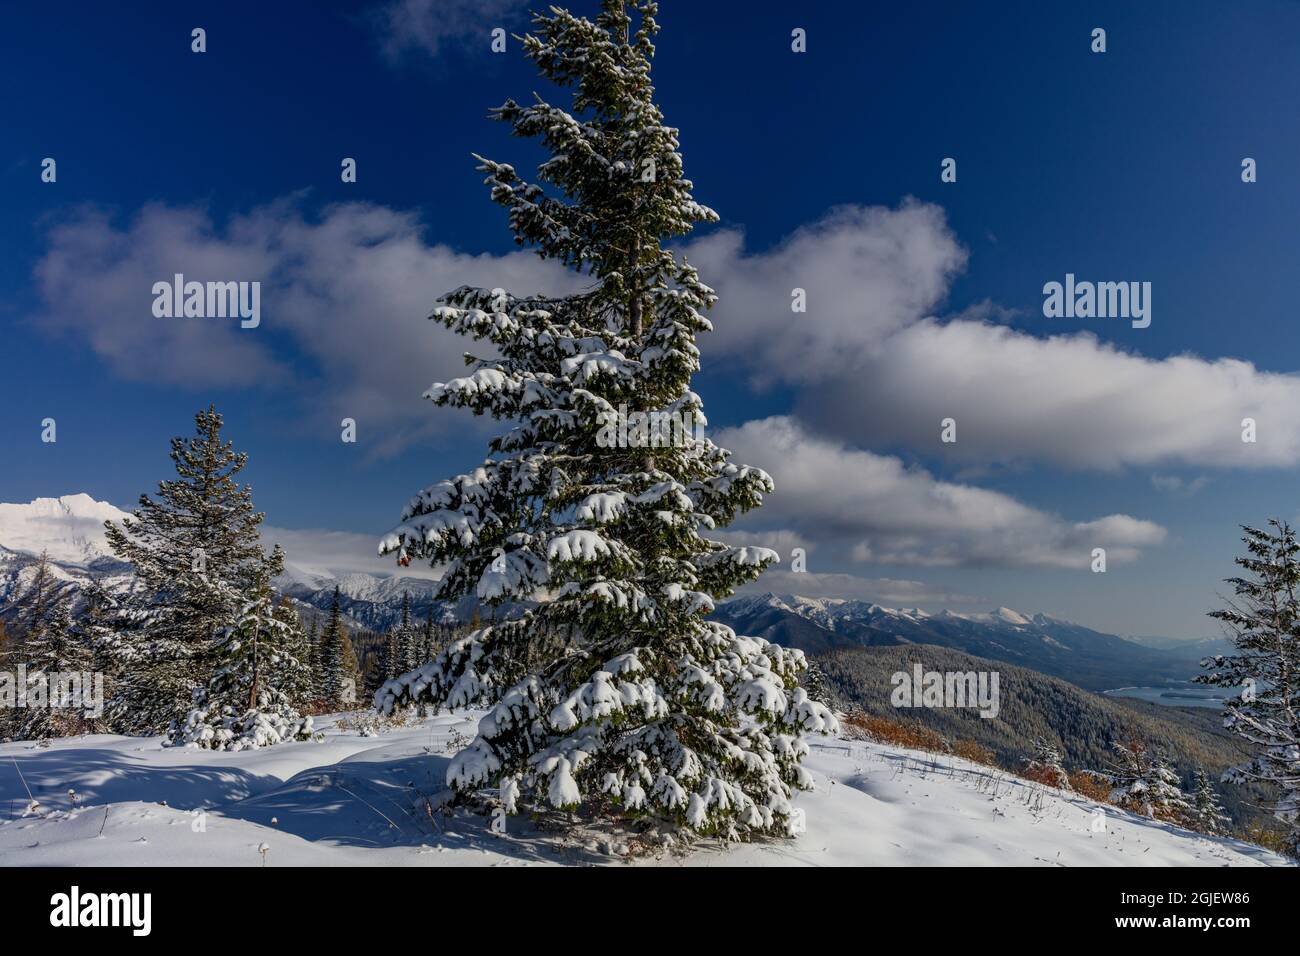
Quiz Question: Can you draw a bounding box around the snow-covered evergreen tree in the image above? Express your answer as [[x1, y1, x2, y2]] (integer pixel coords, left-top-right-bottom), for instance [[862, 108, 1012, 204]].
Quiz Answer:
[[319, 586, 343, 705], [420, 605, 436, 663], [172, 549, 315, 751], [364, 626, 397, 699], [318, 586, 359, 709], [393, 593, 422, 673], [272, 596, 315, 709], [1201, 520, 1300, 855], [10, 596, 97, 740], [375, 0, 835, 839], [1189, 766, 1231, 836], [1023, 737, 1071, 790], [18, 596, 81, 678], [80, 580, 126, 731], [104, 405, 271, 734], [304, 615, 327, 707], [1105, 737, 1190, 821], [0, 558, 58, 739], [802, 659, 832, 707], [16, 550, 56, 644]]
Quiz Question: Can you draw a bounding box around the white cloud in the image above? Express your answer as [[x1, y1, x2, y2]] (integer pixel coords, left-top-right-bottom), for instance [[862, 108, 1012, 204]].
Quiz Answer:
[[371, 0, 525, 62], [33, 206, 285, 389], [689, 202, 1300, 471], [36, 195, 1300, 473], [801, 319, 1300, 470], [32, 200, 577, 437], [716, 416, 1167, 570], [687, 201, 966, 386]]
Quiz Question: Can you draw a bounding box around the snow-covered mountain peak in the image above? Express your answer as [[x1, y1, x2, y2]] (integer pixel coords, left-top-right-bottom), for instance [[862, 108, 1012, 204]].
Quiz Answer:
[[0, 493, 130, 565], [724, 593, 1077, 633], [992, 606, 1033, 626]]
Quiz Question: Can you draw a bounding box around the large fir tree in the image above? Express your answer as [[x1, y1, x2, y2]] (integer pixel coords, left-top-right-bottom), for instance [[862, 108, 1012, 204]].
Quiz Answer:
[[1201, 520, 1300, 855], [375, 0, 835, 839], [105, 405, 271, 733]]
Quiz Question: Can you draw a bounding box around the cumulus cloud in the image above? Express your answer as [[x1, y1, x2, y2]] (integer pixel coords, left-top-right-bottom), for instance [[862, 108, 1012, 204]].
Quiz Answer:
[[800, 320, 1300, 470], [34, 194, 1300, 472], [687, 201, 966, 386], [716, 416, 1166, 570], [690, 202, 1300, 471], [33, 206, 285, 389], [32, 200, 577, 433]]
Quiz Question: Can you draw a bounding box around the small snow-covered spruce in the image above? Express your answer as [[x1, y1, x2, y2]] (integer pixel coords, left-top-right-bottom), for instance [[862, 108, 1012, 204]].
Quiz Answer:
[[394, 593, 422, 673], [318, 586, 360, 710], [0, 556, 60, 741], [11, 596, 98, 740], [1104, 736, 1190, 822], [303, 615, 323, 704], [366, 626, 396, 699], [104, 405, 271, 734], [272, 595, 316, 710], [172, 551, 315, 751], [1022, 738, 1071, 791], [801, 659, 833, 707], [375, 0, 836, 840], [1200, 520, 1300, 856], [14, 550, 56, 641], [1189, 766, 1231, 836], [421, 604, 437, 662]]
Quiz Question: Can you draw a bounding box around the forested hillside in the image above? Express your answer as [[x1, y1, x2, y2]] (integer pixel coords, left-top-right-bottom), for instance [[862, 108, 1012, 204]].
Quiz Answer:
[[816, 644, 1272, 827]]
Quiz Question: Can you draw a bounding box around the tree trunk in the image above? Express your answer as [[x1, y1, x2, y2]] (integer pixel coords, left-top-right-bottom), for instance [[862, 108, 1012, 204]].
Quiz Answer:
[[627, 237, 655, 474]]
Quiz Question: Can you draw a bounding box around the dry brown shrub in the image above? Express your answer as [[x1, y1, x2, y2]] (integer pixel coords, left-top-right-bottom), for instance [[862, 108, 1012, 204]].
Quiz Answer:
[[1067, 770, 1112, 803], [840, 711, 950, 753], [950, 738, 998, 767]]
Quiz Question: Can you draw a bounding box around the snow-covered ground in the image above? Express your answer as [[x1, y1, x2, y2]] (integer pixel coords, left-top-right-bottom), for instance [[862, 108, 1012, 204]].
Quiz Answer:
[[0, 712, 1287, 867]]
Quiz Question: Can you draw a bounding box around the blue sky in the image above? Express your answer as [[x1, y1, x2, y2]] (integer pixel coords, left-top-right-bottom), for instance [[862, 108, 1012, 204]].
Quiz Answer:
[[5, 0, 1300, 637]]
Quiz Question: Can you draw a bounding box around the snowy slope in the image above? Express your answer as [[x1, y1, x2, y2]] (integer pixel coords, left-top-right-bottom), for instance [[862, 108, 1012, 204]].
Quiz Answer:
[[0, 712, 1286, 868]]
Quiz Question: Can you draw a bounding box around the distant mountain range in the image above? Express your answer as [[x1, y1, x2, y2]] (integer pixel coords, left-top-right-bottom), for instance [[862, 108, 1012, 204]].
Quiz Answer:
[[713, 593, 1222, 692], [0, 494, 458, 634], [0, 495, 1221, 692]]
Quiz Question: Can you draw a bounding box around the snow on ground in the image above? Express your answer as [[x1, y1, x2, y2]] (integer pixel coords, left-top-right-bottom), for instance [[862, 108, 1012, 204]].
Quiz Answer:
[[0, 712, 1288, 867]]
